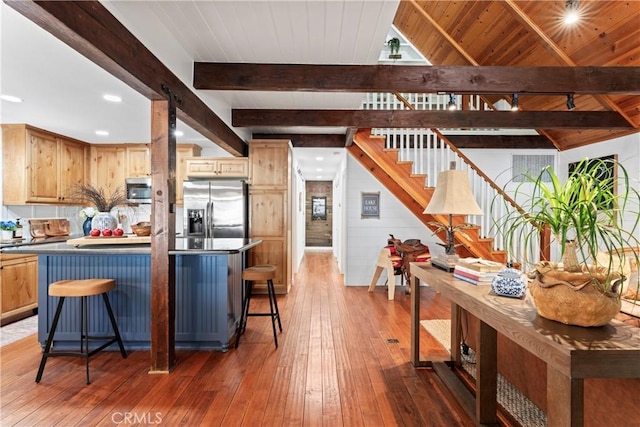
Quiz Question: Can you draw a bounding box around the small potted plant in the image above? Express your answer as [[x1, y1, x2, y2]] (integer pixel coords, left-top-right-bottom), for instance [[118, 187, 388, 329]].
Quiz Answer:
[[0, 220, 17, 240], [492, 157, 640, 326], [387, 37, 401, 60]]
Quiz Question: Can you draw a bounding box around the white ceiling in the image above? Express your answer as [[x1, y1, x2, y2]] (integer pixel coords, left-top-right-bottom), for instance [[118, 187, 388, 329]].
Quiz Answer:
[[0, 0, 401, 181]]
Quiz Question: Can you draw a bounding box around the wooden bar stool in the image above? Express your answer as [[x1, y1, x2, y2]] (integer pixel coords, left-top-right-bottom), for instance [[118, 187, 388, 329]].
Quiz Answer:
[[236, 265, 282, 349], [36, 278, 127, 384]]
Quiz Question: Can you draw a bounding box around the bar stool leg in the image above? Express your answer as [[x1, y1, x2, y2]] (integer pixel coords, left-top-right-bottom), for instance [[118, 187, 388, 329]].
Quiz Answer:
[[102, 294, 128, 358], [82, 296, 90, 384], [36, 297, 66, 383], [269, 279, 282, 332], [266, 279, 279, 348]]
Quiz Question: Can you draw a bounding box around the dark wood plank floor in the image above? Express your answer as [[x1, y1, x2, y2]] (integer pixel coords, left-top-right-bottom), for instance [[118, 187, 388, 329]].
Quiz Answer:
[[0, 251, 473, 426]]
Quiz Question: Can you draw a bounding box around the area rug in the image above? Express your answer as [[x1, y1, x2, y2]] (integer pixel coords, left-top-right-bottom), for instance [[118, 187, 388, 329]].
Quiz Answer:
[[419, 319, 451, 351], [1, 315, 37, 347], [420, 319, 547, 427]]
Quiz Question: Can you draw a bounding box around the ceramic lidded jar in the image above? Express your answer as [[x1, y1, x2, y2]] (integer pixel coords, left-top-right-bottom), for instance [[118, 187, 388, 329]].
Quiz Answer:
[[491, 264, 527, 299], [91, 212, 117, 231]]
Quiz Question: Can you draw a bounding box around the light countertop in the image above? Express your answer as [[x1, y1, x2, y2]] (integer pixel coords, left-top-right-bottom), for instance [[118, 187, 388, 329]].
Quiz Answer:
[[1, 237, 261, 255]]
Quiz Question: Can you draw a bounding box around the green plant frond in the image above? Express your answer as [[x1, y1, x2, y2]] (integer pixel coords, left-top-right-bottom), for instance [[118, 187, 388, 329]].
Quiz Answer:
[[491, 157, 640, 294]]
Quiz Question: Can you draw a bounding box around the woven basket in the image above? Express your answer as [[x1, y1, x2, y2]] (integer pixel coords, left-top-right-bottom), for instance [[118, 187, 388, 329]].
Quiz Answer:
[[528, 263, 623, 327]]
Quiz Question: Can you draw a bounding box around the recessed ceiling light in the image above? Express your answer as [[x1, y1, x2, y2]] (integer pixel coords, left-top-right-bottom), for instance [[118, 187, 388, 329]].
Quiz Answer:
[[1, 94, 23, 103], [316, 168, 323, 172], [103, 94, 122, 103], [95, 130, 109, 136], [174, 130, 184, 137], [315, 156, 324, 161]]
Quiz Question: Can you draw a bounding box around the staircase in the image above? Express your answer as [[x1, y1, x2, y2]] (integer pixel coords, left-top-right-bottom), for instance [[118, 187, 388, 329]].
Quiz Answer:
[[348, 128, 508, 263]]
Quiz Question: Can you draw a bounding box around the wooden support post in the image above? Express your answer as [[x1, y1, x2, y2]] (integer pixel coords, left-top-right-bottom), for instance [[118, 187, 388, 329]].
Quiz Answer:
[[476, 321, 498, 425], [149, 97, 177, 373]]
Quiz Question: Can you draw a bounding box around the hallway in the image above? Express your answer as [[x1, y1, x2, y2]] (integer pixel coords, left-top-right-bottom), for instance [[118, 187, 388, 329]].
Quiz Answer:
[[0, 251, 471, 426]]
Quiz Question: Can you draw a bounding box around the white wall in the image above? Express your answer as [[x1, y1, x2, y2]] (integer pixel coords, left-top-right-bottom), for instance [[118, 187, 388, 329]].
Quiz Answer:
[[291, 160, 306, 275], [344, 155, 440, 286], [559, 133, 640, 241], [332, 154, 348, 272]]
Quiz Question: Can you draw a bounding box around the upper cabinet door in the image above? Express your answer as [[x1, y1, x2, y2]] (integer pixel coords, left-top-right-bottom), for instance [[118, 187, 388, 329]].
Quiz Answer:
[[91, 145, 127, 196], [126, 145, 151, 177], [26, 130, 59, 203], [58, 138, 88, 203]]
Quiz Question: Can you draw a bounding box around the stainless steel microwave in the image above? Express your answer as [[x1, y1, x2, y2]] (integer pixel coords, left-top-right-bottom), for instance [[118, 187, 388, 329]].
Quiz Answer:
[[125, 177, 152, 204]]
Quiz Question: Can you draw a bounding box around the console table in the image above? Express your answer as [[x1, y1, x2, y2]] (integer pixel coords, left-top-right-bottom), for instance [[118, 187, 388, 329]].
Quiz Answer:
[[410, 263, 640, 427]]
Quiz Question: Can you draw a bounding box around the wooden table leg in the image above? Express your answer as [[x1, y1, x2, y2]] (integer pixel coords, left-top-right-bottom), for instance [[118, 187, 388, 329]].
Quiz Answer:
[[450, 303, 462, 365], [476, 320, 498, 425], [547, 365, 584, 427], [411, 272, 420, 366]]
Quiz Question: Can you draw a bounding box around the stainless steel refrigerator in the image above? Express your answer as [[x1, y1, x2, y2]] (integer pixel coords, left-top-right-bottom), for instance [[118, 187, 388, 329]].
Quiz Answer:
[[183, 180, 248, 238]]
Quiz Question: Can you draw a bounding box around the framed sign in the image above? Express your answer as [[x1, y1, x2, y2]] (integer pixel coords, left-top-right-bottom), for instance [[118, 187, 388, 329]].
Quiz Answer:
[[312, 196, 327, 220], [361, 192, 380, 219]]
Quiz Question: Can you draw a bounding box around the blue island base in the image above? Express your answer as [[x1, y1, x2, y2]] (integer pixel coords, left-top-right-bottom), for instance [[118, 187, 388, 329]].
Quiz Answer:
[[37, 253, 244, 352]]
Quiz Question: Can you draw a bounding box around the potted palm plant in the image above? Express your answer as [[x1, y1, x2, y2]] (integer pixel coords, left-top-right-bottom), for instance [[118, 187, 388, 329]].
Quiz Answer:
[[492, 157, 640, 326]]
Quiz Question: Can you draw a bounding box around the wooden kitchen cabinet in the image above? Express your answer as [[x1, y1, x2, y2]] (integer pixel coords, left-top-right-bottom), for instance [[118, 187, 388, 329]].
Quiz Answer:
[[2, 124, 89, 205], [0, 254, 38, 325], [185, 157, 248, 178], [126, 144, 151, 177], [248, 140, 293, 293], [91, 143, 202, 202], [59, 137, 88, 202], [90, 145, 127, 195], [176, 144, 202, 205]]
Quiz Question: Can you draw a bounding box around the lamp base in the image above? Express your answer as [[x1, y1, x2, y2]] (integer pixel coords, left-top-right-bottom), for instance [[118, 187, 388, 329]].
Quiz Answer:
[[431, 254, 459, 273]]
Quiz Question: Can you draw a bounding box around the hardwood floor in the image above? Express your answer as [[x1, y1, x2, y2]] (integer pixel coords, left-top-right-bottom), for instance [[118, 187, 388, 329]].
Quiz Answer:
[[0, 251, 473, 426]]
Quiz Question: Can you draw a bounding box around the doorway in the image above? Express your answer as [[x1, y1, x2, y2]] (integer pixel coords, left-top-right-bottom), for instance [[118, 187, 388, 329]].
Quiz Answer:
[[305, 181, 332, 247]]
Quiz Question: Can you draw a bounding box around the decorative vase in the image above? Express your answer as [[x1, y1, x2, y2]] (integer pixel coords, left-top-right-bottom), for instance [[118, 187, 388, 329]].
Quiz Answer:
[[1, 230, 13, 241], [491, 265, 527, 299], [528, 262, 623, 327], [82, 217, 93, 235], [91, 212, 117, 231]]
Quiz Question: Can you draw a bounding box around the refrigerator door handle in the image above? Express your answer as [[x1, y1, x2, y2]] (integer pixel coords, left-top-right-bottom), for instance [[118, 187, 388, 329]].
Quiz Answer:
[[209, 201, 215, 238], [204, 202, 211, 237]]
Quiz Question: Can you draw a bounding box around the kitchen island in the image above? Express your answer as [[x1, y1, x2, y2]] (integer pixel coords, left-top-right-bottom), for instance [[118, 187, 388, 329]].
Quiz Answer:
[[2, 237, 261, 351]]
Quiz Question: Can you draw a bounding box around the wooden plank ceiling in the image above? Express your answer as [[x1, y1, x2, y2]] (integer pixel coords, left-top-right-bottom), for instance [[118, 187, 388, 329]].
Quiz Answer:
[[200, 0, 639, 150], [393, 0, 640, 150]]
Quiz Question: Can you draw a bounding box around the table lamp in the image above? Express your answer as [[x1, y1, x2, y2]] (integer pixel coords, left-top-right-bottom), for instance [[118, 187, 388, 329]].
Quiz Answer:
[[423, 168, 483, 271]]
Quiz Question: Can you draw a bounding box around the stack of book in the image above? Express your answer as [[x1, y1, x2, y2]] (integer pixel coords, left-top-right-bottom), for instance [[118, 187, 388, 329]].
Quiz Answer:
[[453, 258, 504, 285]]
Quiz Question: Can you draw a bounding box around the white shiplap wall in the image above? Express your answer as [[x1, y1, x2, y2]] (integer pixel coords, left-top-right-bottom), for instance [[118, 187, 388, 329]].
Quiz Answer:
[[344, 155, 440, 286]]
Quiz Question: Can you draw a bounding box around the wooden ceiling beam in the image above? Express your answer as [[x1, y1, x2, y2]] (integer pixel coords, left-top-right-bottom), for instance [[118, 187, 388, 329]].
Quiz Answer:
[[251, 133, 346, 148], [444, 135, 555, 149], [194, 63, 639, 95], [5, 0, 246, 156], [233, 110, 632, 130]]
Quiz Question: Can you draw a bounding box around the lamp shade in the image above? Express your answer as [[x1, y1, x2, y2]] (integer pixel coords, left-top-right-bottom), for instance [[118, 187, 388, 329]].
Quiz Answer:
[[423, 170, 483, 216]]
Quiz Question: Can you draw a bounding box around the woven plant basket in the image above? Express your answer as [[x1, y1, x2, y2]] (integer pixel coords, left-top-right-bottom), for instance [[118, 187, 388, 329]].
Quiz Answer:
[[528, 262, 623, 327]]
